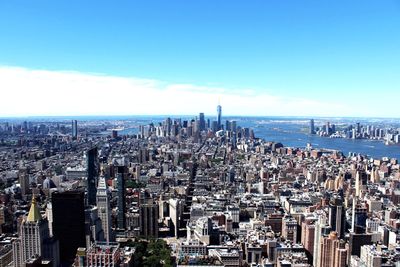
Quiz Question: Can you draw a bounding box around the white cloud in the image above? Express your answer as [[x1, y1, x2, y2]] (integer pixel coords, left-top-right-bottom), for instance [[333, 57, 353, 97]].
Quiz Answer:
[[0, 65, 348, 117]]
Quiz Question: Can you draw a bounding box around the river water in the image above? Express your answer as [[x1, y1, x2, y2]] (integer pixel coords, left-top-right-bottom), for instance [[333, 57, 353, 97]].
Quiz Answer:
[[118, 116, 400, 160]]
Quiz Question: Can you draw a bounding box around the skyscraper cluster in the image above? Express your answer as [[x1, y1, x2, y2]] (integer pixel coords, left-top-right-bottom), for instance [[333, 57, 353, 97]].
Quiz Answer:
[[309, 119, 400, 145], [0, 105, 399, 266]]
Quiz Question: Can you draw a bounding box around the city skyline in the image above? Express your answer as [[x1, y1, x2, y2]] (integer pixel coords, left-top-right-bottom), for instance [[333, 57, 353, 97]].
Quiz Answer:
[[0, 106, 399, 266], [1, 1, 400, 117], [1, 2, 400, 267]]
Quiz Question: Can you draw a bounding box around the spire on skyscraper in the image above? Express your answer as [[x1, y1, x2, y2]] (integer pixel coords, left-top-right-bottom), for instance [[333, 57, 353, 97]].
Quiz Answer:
[[27, 195, 41, 222]]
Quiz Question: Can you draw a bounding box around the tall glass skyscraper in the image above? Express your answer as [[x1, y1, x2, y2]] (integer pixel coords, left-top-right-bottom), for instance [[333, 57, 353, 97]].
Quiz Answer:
[[199, 112, 205, 131], [87, 147, 98, 206], [310, 119, 315, 134], [52, 191, 85, 265], [72, 120, 78, 139], [217, 104, 222, 130], [116, 165, 127, 229]]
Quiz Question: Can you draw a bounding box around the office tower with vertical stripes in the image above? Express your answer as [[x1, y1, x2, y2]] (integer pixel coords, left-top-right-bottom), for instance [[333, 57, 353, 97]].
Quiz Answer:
[[96, 176, 112, 244]]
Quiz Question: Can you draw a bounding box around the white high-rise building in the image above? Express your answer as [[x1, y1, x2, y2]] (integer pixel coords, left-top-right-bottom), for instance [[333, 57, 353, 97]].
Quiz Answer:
[[360, 245, 382, 267], [313, 212, 329, 267], [355, 171, 362, 197], [46, 202, 53, 237], [13, 196, 59, 267], [169, 198, 184, 238], [96, 176, 112, 244], [21, 197, 49, 261]]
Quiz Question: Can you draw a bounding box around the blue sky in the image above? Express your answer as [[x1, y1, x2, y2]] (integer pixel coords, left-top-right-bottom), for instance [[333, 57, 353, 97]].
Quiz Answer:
[[0, 1, 400, 117]]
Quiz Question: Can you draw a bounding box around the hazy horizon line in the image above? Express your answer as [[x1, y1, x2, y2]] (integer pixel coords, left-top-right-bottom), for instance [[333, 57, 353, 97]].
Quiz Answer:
[[0, 114, 399, 120]]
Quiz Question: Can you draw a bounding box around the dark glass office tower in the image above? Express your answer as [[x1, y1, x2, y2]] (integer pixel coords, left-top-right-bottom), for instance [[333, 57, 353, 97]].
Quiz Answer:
[[199, 112, 205, 131], [310, 119, 315, 134], [52, 191, 86, 265], [86, 147, 98, 206], [328, 196, 346, 238], [353, 204, 368, 233], [116, 166, 126, 229], [139, 202, 159, 238]]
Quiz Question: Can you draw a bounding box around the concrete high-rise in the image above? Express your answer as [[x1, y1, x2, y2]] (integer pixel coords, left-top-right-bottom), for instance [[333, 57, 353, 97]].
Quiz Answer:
[[325, 122, 331, 135], [329, 196, 346, 238], [19, 167, 30, 199], [164, 117, 172, 136], [86, 147, 98, 206], [282, 215, 298, 243], [139, 202, 159, 238], [319, 231, 347, 267], [96, 176, 112, 244], [313, 214, 331, 267], [17, 196, 59, 267], [21, 197, 48, 262], [355, 171, 362, 197], [301, 215, 316, 263], [169, 198, 184, 238], [360, 244, 382, 267]]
